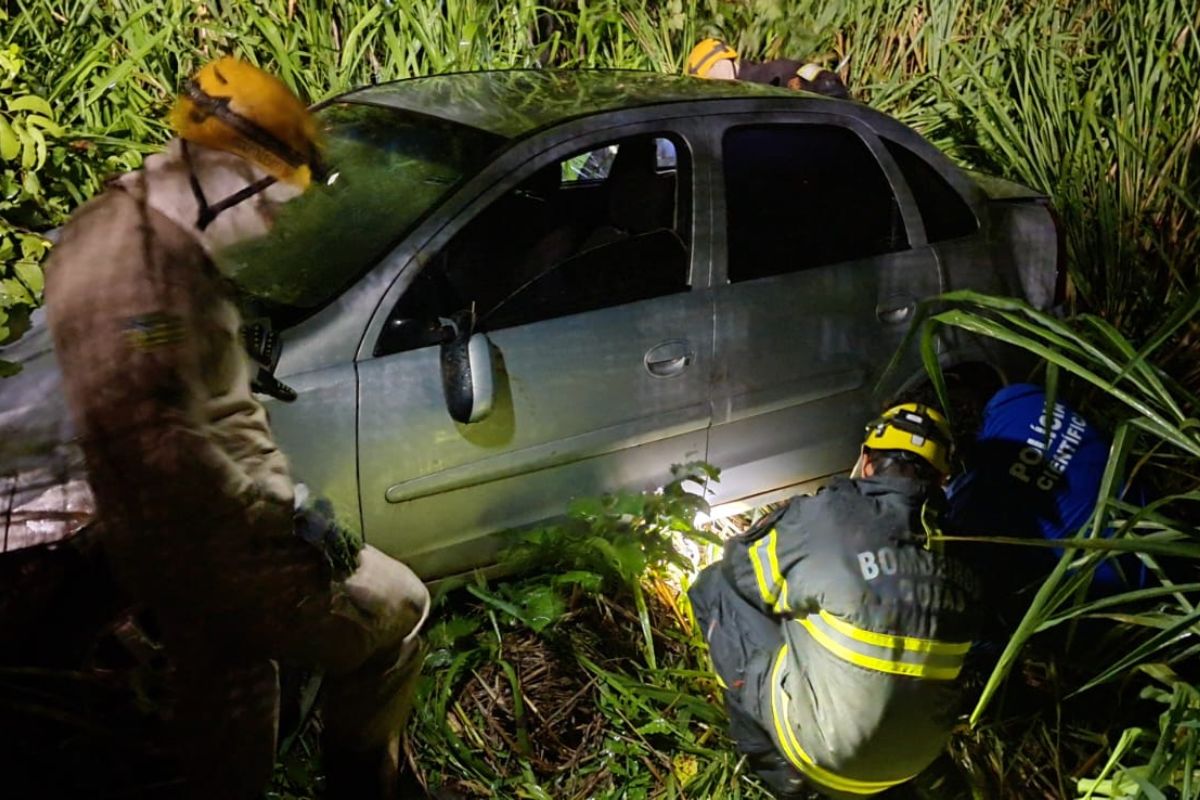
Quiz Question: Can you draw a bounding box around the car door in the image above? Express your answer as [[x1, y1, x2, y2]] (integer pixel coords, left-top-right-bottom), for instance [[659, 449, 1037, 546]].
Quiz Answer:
[[704, 116, 941, 508], [356, 125, 713, 577]]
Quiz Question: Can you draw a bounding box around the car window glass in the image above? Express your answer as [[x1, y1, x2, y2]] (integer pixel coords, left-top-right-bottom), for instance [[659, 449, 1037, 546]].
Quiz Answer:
[[722, 124, 908, 283], [219, 103, 504, 325], [561, 137, 677, 183], [882, 138, 978, 242], [377, 133, 691, 357]]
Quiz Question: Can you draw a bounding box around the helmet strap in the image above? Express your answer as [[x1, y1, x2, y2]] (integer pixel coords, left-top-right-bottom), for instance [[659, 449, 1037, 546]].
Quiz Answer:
[[181, 139, 278, 231]]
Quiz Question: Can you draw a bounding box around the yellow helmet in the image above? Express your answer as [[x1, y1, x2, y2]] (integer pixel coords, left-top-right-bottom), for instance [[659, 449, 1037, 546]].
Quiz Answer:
[[169, 56, 324, 188], [685, 38, 739, 78], [863, 403, 953, 475]]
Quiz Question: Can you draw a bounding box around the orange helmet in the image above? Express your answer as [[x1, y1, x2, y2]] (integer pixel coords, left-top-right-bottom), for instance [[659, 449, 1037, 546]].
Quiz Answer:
[[685, 38, 739, 78], [169, 57, 325, 188]]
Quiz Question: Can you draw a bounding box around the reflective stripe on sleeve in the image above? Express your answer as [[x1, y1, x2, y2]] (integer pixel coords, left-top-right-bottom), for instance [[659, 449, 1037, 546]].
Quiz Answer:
[[749, 529, 790, 612], [796, 610, 969, 681], [768, 645, 915, 795]]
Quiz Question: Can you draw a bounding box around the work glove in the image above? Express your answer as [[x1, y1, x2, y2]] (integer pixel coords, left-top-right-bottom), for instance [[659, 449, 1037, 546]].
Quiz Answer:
[[292, 483, 362, 579]]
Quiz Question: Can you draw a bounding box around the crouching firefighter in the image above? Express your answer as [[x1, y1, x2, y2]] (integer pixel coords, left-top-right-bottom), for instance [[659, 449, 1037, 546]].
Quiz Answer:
[[43, 58, 430, 799], [689, 405, 983, 798]]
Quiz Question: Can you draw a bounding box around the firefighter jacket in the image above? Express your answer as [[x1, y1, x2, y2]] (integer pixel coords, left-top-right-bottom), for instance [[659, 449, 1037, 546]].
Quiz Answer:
[[723, 476, 983, 797]]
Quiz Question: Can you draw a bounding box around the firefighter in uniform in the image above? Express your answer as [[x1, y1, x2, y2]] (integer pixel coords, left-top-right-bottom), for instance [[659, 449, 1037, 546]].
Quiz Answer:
[[684, 38, 851, 98], [689, 404, 982, 799], [44, 58, 430, 799]]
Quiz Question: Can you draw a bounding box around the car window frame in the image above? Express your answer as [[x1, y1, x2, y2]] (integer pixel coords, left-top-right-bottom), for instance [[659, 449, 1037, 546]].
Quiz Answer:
[[879, 135, 981, 243], [695, 110, 928, 285], [360, 116, 711, 362]]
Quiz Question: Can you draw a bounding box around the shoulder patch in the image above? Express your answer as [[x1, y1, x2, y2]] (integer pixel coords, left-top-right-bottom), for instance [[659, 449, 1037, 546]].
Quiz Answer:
[[124, 312, 186, 350]]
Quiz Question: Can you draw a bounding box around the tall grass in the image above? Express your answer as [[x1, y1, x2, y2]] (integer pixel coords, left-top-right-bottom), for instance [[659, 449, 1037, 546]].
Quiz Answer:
[[917, 290, 1200, 797], [4, 0, 1198, 348]]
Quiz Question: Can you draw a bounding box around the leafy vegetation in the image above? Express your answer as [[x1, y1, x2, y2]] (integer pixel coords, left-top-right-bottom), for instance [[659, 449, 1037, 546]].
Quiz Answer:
[[3, 0, 1197, 347], [268, 465, 778, 800], [914, 291, 1200, 798], [404, 464, 772, 799]]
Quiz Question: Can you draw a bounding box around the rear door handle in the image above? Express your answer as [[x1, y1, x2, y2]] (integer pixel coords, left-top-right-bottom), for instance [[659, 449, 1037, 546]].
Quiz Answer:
[[644, 339, 693, 378], [876, 300, 915, 324]]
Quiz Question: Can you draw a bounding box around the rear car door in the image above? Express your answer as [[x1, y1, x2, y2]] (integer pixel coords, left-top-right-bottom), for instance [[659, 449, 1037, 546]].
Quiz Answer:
[[704, 117, 941, 508], [356, 124, 713, 577]]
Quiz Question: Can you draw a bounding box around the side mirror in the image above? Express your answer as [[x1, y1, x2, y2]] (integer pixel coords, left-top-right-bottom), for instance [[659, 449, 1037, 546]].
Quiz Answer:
[[440, 322, 495, 424]]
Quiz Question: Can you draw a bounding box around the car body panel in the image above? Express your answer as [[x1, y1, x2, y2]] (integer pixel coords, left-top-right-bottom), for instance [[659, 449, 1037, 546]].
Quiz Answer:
[[353, 117, 714, 570], [359, 293, 712, 574], [343, 69, 820, 138], [0, 320, 94, 552]]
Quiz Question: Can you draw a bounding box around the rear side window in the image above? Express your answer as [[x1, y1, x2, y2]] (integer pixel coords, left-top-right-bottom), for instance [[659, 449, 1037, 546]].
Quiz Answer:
[[882, 138, 978, 242], [722, 125, 908, 283]]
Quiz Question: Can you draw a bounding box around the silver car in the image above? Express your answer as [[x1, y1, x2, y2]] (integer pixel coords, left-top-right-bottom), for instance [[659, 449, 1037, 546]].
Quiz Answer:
[[0, 70, 1059, 578]]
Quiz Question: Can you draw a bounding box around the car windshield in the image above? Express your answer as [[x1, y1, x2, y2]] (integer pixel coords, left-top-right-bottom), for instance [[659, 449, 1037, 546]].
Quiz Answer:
[[216, 102, 505, 322]]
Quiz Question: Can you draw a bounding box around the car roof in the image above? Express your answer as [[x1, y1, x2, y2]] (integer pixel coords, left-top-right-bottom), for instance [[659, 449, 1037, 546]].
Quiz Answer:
[[338, 68, 827, 139]]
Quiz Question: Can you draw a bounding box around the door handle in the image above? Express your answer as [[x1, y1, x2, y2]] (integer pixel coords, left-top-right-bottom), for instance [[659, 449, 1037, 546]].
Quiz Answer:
[[876, 302, 915, 324], [644, 339, 693, 378]]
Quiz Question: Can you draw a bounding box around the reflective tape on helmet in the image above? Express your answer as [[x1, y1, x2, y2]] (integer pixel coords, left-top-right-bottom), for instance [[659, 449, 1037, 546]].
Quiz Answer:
[[797, 63, 824, 82]]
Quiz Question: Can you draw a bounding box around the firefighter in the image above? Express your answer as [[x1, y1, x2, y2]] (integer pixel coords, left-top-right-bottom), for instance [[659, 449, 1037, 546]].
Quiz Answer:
[[684, 37, 851, 98], [688, 404, 982, 799], [43, 57, 430, 799]]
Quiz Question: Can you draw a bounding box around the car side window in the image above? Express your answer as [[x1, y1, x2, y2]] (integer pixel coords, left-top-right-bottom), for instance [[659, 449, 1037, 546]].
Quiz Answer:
[[722, 125, 908, 283], [376, 133, 691, 356], [881, 138, 978, 242], [562, 138, 678, 183]]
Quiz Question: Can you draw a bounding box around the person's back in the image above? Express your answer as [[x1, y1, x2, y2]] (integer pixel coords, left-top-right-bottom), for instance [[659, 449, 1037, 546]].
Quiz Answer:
[[729, 476, 980, 791], [690, 403, 982, 798], [945, 383, 1138, 597]]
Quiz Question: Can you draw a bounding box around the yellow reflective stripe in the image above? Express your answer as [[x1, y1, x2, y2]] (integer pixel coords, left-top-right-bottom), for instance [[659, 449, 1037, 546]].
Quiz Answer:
[[765, 529, 782, 586], [768, 532, 787, 599], [750, 529, 789, 611], [818, 610, 972, 656], [769, 645, 913, 795], [798, 618, 963, 681], [774, 576, 791, 615], [749, 535, 776, 606], [769, 646, 808, 778], [765, 529, 788, 612]]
